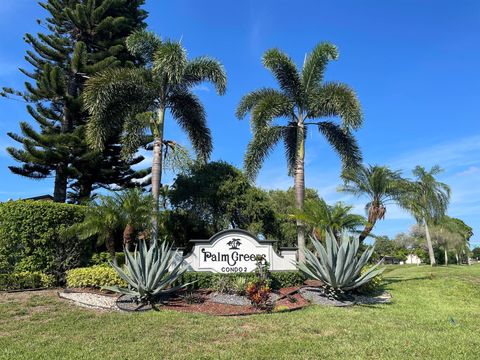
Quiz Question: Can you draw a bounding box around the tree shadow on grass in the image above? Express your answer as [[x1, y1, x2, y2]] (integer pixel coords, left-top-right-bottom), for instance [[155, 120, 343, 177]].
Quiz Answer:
[[382, 276, 430, 286]]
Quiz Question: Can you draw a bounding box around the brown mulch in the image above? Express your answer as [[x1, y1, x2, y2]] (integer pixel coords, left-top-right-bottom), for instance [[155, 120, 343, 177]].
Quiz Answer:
[[158, 287, 309, 316], [57, 287, 310, 316]]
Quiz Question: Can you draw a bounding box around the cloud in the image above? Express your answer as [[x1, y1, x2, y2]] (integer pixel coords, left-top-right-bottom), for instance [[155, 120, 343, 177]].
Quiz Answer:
[[390, 134, 480, 171], [457, 166, 480, 177]]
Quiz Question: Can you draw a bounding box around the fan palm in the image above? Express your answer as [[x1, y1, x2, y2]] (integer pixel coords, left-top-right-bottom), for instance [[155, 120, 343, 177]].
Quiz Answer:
[[400, 165, 451, 266], [339, 165, 405, 242], [294, 198, 366, 242], [83, 30, 226, 237], [237, 43, 362, 261]]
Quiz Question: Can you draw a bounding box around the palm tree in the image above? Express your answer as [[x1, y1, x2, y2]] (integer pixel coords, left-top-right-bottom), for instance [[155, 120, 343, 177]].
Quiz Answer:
[[84, 30, 226, 238], [439, 216, 473, 265], [294, 198, 366, 242], [340, 165, 405, 243], [116, 188, 151, 248], [400, 165, 451, 266], [236, 43, 363, 261], [66, 196, 122, 261], [66, 189, 152, 260]]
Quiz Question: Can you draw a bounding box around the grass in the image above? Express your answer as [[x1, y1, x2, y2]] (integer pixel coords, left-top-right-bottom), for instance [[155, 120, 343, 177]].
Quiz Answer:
[[1, 265, 479, 359]]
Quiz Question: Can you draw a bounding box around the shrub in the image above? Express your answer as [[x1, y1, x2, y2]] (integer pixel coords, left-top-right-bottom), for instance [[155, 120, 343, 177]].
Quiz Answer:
[[211, 276, 233, 293], [356, 265, 384, 295], [246, 281, 271, 308], [0, 200, 92, 282], [245, 256, 272, 309], [90, 252, 125, 266], [270, 271, 304, 289], [180, 271, 304, 290], [232, 277, 247, 295], [66, 266, 127, 288], [0, 271, 55, 291]]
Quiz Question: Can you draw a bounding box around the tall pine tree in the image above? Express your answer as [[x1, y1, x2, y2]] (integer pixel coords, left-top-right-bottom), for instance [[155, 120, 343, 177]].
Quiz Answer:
[[2, 0, 149, 202]]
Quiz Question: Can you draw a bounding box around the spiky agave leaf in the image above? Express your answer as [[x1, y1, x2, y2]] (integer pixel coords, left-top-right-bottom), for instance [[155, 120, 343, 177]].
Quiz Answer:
[[297, 232, 384, 295], [103, 239, 192, 304]]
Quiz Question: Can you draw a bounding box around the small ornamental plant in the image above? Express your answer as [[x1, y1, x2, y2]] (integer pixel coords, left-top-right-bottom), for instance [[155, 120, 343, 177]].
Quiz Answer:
[[246, 281, 271, 308], [246, 255, 272, 309]]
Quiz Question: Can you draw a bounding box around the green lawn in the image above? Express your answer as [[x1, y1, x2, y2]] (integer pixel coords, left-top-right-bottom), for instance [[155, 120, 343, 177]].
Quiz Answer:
[[1, 265, 479, 359]]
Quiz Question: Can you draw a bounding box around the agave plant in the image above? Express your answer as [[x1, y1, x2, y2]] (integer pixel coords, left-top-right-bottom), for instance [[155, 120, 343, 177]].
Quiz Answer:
[[297, 232, 383, 298], [103, 240, 190, 304]]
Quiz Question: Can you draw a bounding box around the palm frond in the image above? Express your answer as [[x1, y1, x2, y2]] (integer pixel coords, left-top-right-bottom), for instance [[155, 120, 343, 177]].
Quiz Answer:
[[318, 121, 362, 170], [250, 91, 293, 130], [183, 56, 227, 95], [153, 40, 187, 85], [244, 125, 284, 179], [84, 67, 155, 150], [302, 42, 338, 94], [168, 89, 212, 162], [282, 123, 299, 176], [262, 48, 302, 102], [120, 112, 153, 158], [126, 30, 162, 65], [236, 88, 283, 119], [308, 82, 363, 129], [399, 165, 451, 223]]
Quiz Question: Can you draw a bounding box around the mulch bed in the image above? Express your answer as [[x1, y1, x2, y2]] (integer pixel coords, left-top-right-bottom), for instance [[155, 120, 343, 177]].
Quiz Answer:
[[59, 285, 389, 315], [159, 288, 309, 316], [60, 287, 310, 316]]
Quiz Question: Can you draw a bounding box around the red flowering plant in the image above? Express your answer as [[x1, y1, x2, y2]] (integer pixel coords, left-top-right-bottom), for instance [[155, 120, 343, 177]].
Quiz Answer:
[[246, 255, 273, 310]]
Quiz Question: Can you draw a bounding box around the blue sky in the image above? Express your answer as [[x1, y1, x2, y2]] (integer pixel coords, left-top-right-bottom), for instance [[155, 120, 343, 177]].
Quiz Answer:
[[0, 0, 479, 247]]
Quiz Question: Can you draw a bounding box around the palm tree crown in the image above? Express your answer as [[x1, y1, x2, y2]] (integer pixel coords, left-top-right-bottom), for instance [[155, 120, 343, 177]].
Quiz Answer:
[[236, 42, 363, 260], [294, 198, 366, 242], [84, 30, 226, 237], [236, 43, 362, 178], [340, 165, 405, 242], [402, 165, 450, 223], [400, 165, 451, 265]]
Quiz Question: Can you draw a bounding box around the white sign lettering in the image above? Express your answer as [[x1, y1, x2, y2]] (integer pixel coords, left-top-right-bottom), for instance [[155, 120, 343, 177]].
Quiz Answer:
[[181, 229, 297, 273]]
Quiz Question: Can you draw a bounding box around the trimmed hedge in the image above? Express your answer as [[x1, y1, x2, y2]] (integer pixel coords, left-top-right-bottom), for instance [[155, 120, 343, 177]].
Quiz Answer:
[[90, 252, 126, 267], [0, 200, 91, 282], [64, 265, 304, 290], [0, 271, 55, 291], [180, 271, 305, 290], [66, 265, 127, 288]]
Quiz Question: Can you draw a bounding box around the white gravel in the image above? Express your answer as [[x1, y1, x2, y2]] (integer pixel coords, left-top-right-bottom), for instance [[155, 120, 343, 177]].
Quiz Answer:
[[208, 292, 280, 306], [58, 291, 119, 311], [208, 292, 250, 306]]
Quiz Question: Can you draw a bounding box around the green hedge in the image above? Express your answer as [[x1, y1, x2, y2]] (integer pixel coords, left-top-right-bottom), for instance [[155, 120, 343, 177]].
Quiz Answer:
[[180, 271, 305, 290], [0, 271, 55, 291], [66, 265, 127, 288], [0, 200, 91, 282], [90, 252, 126, 267]]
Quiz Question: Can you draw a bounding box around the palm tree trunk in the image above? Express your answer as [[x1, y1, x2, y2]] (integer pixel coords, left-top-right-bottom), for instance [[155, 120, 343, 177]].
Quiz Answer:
[[444, 248, 448, 266], [105, 234, 117, 265], [150, 108, 165, 243], [123, 223, 135, 249], [295, 122, 306, 262], [424, 219, 436, 266], [455, 252, 459, 265], [359, 221, 375, 243]]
